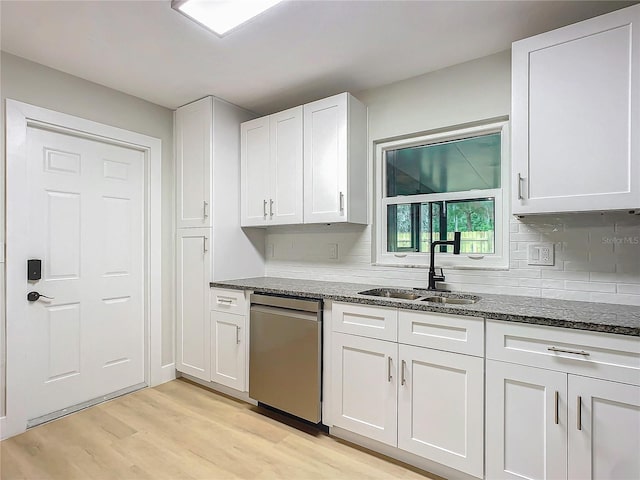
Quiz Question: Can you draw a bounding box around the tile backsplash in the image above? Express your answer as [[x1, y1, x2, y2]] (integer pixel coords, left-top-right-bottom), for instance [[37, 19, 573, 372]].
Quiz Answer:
[[264, 212, 640, 306]]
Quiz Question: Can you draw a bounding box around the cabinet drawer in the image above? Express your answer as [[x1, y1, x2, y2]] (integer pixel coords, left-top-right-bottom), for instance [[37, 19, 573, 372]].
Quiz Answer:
[[486, 320, 640, 385], [332, 302, 397, 341], [398, 310, 484, 357], [210, 288, 247, 314]]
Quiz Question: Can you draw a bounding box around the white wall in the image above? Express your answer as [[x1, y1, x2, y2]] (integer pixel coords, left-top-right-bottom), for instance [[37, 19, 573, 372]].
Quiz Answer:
[[0, 53, 176, 415], [264, 51, 640, 306]]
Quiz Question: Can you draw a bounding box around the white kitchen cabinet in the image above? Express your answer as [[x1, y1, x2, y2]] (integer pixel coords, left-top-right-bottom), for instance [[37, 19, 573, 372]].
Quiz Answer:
[[241, 106, 303, 226], [175, 97, 264, 382], [330, 302, 485, 477], [176, 228, 211, 381], [303, 93, 367, 224], [331, 332, 398, 446], [568, 376, 640, 480], [486, 320, 640, 480], [512, 4, 640, 214], [485, 360, 568, 480], [176, 97, 212, 228], [210, 310, 246, 391], [398, 344, 484, 478]]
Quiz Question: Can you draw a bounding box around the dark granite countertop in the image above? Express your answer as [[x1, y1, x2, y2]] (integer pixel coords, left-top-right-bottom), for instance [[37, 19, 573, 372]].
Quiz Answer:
[[211, 277, 640, 336]]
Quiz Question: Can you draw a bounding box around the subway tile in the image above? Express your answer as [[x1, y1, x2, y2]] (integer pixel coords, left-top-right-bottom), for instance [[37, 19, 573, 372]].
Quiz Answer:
[[541, 289, 591, 302], [617, 284, 640, 295], [590, 272, 640, 284], [541, 270, 590, 281], [510, 233, 542, 242], [541, 279, 565, 289], [589, 292, 640, 306], [510, 223, 519, 233], [564, 281, 616, 293], [563, 260, 615, 273]]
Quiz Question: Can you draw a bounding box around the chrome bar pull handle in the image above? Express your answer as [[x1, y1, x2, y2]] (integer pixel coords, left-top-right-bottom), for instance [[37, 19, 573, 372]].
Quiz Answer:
[[401, 360, 406, 386], [577, 396, 582, 430], [203, 236, 208, 253], [339, 191, 345, 212], [517, 173, 524, 200], [548, 346, 590, 356], [269, 199, 274, 218], [203, 200, 209, 219], [263, 199, 267, 217], [554, 391, 559, 425], [236, 325, 241, 344], [387, 356, 392, 382], [217, 298, 233, 304]]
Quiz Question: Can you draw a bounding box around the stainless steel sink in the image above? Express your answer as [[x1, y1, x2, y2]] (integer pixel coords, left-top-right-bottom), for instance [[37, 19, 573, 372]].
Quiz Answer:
[[358, 288, 480, 304], [358, 288, 424, 300], [420, 296, 479, 305]]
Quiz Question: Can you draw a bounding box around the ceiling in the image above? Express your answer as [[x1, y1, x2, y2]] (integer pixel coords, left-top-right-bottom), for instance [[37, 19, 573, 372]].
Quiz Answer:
[[1, 0, 636, 115]]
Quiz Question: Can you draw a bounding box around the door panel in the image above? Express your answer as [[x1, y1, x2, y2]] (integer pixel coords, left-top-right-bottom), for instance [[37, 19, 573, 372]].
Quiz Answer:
[[398, 345, 484, 478], [26, 126, 145, 420], [241, 117, 270, 226], [176, 97, 212, 228], [304, 95, 347, 223], [568, 376, 640, 480], [331, 332, 397, 446], [270, 106, 303, 224], [176, 228, 211, 381], [211, 311, 245, 390], [486, 360, 567, 480]]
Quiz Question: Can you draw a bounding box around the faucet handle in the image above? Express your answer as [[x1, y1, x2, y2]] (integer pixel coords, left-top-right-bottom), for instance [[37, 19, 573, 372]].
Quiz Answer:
[[433, 268, 445, 281]]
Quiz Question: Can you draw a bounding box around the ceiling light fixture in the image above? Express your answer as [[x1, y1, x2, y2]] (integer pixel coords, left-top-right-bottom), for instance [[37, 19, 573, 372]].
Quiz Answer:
[[172, 0, 284, 37]]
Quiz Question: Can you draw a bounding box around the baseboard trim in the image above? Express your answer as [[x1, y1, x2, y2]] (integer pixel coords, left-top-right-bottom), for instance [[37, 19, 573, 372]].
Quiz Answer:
[[179, 373, 257, 405], [159, 363, 177, 384], [330, 426, 481, 480]]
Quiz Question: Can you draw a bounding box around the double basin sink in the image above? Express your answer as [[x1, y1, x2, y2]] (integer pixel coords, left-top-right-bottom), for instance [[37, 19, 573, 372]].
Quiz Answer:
[[358, 288, 480, 305]]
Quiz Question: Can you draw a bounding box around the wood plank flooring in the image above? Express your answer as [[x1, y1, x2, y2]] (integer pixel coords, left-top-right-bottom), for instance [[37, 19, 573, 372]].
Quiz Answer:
[[1, 379, 438, 479]]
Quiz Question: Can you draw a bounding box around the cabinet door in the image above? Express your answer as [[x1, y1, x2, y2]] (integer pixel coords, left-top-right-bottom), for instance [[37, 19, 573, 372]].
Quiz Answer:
[[331, 332, 397, 446], [270, 106, 303, 225], [398, 345, 484, 478], [512, 5, 640, 214], [211, 311, 245, 391], [486, 360, 567, 480], [568, 376, 640, 480], [176, 97, 212, 228], [176, 228, 211, 381], [304, 93, 348, 223], [241, 116, 270, 226]]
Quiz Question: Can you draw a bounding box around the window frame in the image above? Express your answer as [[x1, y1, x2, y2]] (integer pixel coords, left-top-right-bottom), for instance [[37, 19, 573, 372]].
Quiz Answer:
[[374, 120, 510, 269]]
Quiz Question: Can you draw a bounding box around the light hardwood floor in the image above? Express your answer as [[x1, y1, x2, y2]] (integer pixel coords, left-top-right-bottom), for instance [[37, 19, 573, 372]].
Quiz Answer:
[[1, 379, 438, 479]]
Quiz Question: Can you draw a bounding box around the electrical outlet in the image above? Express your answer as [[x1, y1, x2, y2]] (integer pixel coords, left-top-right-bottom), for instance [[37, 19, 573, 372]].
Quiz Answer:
[[328, 243, 338, 259], [527, 243, 554, 266]]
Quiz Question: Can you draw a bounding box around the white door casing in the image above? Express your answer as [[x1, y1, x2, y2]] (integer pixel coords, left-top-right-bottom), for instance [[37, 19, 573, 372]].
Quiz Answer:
[[4, 99, 164, 439]]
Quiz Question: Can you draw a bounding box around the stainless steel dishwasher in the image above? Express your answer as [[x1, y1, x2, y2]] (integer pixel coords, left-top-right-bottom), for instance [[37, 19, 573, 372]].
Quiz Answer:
[[249, 294, 322, 423]]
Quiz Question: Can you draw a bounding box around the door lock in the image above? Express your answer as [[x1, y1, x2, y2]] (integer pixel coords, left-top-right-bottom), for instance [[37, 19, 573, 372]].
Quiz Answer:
[[27, 291, 54, 302]]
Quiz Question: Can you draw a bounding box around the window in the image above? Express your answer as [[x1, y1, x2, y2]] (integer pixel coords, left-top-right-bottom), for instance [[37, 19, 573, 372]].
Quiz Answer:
[[375, 121, 509, 268]]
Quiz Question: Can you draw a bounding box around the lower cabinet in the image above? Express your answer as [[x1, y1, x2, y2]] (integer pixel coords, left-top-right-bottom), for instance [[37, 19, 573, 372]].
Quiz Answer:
[[210, 310, 246, 390], [398, 345, 484, 478], [486, 320, 640, 480], [176, 228, 211, 381], [568, 376, 640, 480], [331, 302, 485, 478], [331, 332, 398, 446], [486, 360, 568, 480]]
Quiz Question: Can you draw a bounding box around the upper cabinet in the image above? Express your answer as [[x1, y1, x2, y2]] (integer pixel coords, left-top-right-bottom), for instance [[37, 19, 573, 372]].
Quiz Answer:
[[303, 93, 367, 224], [241, 93, 368, 227], [512, 5, 640, 215], [176, 97, 213, 228], [241, 106, 303, 226]]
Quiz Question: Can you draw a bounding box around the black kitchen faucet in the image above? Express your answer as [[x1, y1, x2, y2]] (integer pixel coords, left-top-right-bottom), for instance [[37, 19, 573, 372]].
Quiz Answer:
[[428, 231, 461, 290]]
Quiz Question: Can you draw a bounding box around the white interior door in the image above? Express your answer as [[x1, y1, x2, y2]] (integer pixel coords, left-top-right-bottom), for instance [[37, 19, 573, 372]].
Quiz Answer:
[[25, 125, 145, 422]]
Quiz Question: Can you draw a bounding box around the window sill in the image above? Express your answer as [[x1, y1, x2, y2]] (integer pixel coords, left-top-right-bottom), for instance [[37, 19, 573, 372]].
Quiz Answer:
[[372, 260, 510, 271]]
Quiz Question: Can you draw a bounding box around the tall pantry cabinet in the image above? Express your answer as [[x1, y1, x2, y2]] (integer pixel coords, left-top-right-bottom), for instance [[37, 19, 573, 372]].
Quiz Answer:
[[175, 96, 264, 383]]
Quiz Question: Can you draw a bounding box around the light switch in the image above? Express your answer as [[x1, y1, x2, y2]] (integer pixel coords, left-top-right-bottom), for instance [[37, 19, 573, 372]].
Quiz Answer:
[[527, 243, 554, 266]]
